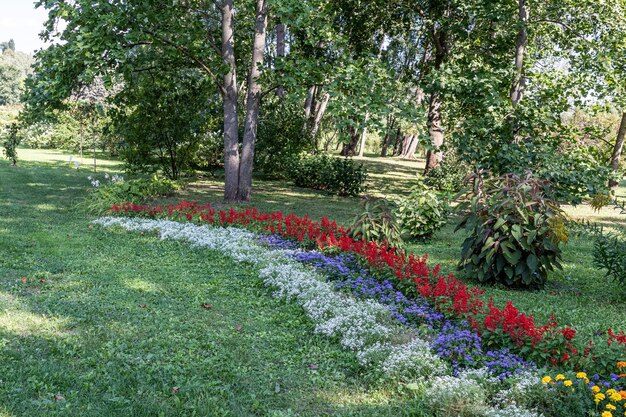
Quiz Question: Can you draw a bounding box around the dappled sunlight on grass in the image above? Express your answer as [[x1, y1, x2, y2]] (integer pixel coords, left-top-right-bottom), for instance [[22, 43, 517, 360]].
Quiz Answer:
[[0, 292, 69, 338], [123, 278, 163, 294]]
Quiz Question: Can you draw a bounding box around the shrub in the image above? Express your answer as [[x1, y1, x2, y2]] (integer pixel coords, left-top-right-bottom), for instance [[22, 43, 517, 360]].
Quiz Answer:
[[348, 198, 402, 247], [81, 174, 185, 214], [394, 182, 449, 241], [424, 151, 471, 194], [289, 153, 367, 196], [593, 230, 626, 288], [456, 172, 568, 288], [1, 122, 19, 165]]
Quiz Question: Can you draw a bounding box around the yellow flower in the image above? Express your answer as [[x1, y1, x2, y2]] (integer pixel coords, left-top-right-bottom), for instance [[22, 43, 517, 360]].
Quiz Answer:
[[610, 393, 622, 402], [607, 404, 617, 411], [564, 380, 573, 387], [608, 389, 617, 396], [593, 386, 602, 393], [555, 374, 565, 381], [542, 376, 552, 385], [576, 372, 587, 379], [596, 393, 607, 404], [602, 412, 612, 417]]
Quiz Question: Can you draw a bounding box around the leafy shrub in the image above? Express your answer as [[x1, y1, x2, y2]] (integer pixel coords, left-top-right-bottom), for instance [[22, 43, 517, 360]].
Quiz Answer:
[[394, 182, 449, 241], [2, 123, 20, 165], [81, 174, 185, 214], [348, 198, 402, 247], [456, 172, 568, 288], [255, 98, 313, 178], [593, 230, 626, 288], [424, 151, 471, 194], [289, 153, 367, 196]]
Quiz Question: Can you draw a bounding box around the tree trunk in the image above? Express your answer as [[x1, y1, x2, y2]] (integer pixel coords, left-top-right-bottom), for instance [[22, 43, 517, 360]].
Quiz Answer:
[[238, 0, 269, 202], [393, 127, 403, 156], [310, 91, 330, 138], [510, 0, 528, 107], [358, 112, 369, 157], [609, 111, 626, 188], [276, 23, 286, 97], [340, 125, 360, 156], [401, 134, 419, 159], [424, 91, 444, 172], [381, 116, 395, 157], [304, 85, 316, 130], [220, 0, 240, 202], [424, 29, 447, 174]]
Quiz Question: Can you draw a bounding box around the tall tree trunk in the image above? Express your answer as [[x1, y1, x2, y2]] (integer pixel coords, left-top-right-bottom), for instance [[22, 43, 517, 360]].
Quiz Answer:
[[424, 29, 447, 174], [510, 0, 528, 107], [303, 85, 316, 129], [401, 134, 419, 159], [381, 116, 395, 157], [276, 22, 286, 97], [310, 91, 330, 138], [238, 0, 268, 202], [340, 125, 360, 156], [220, 0, 240, 202], [424, 92, 444, 172], [393, 127, 403, 156], [358, 112, 369, 157], [609, 111, 626, 189]]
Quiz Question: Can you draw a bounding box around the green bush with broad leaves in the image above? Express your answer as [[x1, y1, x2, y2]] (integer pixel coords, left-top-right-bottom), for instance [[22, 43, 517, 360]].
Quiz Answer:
[[289, 153, 367, 197], [456, 172, 569, 288], [424, 151, 471, 194], [591, 198, 626, 290], [2, 123, 20, 165], [348, 198, 402, 247], [80, 174, 185, 214], [394, 182, 449, 241]]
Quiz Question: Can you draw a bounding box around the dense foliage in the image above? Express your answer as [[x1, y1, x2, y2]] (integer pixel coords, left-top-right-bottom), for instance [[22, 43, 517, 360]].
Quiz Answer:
[[347, 198, 402, 247], [394, 182, 449, 241], [81, 174, 184, 214], [456, 173, 568, 288], [1, 123, 20, 165], [289, 153, 367, 196]]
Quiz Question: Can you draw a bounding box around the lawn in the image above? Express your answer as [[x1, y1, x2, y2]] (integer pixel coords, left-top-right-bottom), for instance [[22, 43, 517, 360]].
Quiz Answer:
[[0, 150, 431, 416]]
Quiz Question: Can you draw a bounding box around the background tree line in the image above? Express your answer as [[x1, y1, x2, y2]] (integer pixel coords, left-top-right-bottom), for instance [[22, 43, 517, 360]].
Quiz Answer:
[[8, 0, 626, 202]]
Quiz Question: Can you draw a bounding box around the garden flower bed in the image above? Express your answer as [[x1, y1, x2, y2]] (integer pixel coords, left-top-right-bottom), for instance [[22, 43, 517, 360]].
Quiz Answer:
[[102, 201, 626, 416]]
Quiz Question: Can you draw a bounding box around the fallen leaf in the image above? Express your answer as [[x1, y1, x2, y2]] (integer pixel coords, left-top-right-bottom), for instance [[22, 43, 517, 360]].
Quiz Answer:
[[307, 363, 318, 369], [39, 279, 47, 283], [200, 303, 213, 310], [21, 277, 27, 283], [139, 304, 147, 308], [235, 325, 242, 332], [53, 394, 65, 401], [87, 225, 94, 229], [171, 386, 180, 394]]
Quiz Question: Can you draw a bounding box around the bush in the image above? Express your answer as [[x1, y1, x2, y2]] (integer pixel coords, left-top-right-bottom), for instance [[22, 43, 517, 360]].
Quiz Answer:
[[81, 174, 185, 214], [424, 151, 471, 194], [2, 122, 20, 165], [289, 153, 367, 196], [255, 98, 313, 178], [348, 198, 402, 247], [394, 182, 449, 241], [593, 230, 626, 288], [456, 172, 568, 288]]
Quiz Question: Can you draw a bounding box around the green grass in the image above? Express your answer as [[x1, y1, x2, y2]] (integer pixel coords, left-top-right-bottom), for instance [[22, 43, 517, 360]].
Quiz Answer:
[[0, 150, 433, 416]]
